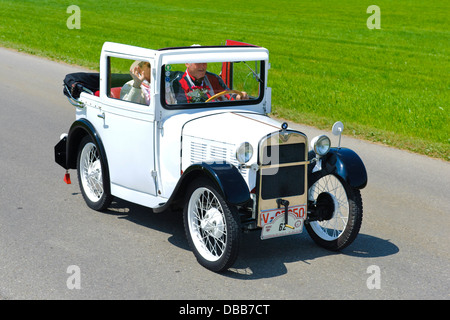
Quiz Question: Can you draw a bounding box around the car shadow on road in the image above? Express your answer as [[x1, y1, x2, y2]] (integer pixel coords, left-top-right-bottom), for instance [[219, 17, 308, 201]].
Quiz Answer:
[[224, 231, 399, 280], [102, 198, 399, 280], [104, 199, 190, 250]]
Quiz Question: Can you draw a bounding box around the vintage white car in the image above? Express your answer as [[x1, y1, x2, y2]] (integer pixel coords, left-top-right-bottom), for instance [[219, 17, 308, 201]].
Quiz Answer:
[[55, 40, 367, 272]]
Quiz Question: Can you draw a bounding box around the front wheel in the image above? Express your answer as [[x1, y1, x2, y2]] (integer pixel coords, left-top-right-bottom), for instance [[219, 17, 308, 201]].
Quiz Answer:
[[183, 178, 240, 272], [305, 172, 363, 251]]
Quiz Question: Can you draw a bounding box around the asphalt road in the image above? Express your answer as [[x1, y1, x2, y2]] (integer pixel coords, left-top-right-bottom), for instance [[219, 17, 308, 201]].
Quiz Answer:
[[0, 47, 448, 300]]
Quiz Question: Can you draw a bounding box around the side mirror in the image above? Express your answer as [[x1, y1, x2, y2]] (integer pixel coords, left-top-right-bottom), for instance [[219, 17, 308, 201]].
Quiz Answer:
[[332, 121, 344, 149]]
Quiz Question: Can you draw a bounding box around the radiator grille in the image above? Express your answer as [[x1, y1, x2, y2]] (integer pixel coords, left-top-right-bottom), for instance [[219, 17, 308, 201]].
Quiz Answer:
[[261, 165, 305, 199], [258, 132, 308, 205], [262, 143, 305, 165]]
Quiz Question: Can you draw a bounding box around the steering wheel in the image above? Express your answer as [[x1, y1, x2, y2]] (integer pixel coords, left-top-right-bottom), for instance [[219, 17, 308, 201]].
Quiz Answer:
[[205, 90, 244, 102]]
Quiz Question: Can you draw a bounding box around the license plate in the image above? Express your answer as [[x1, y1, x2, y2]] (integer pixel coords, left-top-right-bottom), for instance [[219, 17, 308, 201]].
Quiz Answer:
[[260, 205, 306, 240]]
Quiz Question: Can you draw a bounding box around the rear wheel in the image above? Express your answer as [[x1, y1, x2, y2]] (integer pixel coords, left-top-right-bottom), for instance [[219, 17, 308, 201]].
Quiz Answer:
[[77, 135, 113, 211], [306, 172, 363, 251], [183, 178, 240, 272]]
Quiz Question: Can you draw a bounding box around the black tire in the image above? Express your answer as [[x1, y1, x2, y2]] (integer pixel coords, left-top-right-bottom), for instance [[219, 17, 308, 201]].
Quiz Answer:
[[76, 135, 113, 211], [183, 177, 240, 272], [305, 171, 363, 251]]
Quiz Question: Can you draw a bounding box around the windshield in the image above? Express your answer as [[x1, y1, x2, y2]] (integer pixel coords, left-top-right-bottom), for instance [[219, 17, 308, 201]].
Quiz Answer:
[[163, 60, 264, 108]]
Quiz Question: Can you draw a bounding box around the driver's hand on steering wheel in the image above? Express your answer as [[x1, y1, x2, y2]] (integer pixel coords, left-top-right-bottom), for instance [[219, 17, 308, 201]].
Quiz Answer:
[[236, 91, 249, 100]]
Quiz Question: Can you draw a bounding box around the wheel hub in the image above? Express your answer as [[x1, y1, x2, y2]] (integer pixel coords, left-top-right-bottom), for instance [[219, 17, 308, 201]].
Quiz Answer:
[[200, 208, 225, 239], [87, 160, 101, 180], [315, 192, 335, 221]]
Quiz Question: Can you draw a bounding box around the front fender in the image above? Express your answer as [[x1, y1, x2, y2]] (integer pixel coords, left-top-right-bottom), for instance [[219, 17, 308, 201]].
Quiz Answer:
[[153, 162, 250, 213], [314, 147, 368, 189], [186, 162, 251, 205]]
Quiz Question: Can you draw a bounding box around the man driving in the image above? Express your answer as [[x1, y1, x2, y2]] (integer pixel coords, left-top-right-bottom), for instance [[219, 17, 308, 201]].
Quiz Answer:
[[169, 62, 248, 104]]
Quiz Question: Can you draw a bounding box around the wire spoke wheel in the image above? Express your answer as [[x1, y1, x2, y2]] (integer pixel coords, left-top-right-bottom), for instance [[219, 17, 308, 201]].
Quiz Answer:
[[80, 142, 104, 202], [306, 172, 363, 251], [190, 188, 227, 261], [309, 174, 349, 240], [77, 136, 113, 211], [183, 178, 240, 272]]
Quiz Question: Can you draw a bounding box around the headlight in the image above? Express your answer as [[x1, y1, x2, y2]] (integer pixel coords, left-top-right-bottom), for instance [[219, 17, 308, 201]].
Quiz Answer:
[[311, 135, 331, 156], [236, 142, 253, 164]]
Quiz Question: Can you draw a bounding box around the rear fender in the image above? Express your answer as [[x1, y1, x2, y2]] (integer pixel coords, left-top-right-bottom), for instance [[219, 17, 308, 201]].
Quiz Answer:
[[66, 119, 107, 170]]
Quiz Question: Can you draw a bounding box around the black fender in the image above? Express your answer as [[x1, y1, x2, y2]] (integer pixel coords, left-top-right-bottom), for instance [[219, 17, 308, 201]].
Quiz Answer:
[[54, 119, 110, 190], [64, 119, 107, 170], [68, 119, 111, 194], [153, 162, 250, 213], [310, 147, 367, 189]]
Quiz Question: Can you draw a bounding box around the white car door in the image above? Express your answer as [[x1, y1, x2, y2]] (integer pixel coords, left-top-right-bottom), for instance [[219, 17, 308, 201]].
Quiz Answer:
[[97, 101, 156, 197], [94, 52, 159, 205]]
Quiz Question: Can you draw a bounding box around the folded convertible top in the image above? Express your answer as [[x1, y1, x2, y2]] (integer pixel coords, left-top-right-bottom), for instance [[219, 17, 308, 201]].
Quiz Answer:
[[63, 72, 100, 99]]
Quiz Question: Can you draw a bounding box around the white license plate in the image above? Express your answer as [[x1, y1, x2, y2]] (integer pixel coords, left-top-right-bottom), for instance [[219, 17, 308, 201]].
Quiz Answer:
[[260, 205, 306, 240]]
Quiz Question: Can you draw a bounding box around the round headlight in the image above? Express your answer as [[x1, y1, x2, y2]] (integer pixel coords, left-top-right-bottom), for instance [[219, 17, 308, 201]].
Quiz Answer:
[[312, 135, 331, 156], [236, 142, 253, 164]]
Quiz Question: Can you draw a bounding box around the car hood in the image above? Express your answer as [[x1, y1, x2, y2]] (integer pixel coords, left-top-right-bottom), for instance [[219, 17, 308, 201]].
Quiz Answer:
[[182, 111, 283, 146], [159, 111, 286, 198]]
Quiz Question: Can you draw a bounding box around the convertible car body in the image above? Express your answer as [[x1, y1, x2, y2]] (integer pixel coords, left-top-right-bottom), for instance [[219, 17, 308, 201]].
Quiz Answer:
[[55, 40, 367, 272]]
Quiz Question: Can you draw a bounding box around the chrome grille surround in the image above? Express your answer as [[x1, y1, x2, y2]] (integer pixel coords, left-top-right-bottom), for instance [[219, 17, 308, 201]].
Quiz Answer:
[[257, 130, 309, 227]]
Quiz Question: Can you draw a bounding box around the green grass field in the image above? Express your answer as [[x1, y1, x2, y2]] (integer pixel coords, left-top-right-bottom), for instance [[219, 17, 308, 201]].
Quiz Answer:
[[1, 0, 448, 160]]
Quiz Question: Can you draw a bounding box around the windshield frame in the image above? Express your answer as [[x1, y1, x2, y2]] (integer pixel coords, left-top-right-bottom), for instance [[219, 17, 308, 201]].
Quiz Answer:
[[160, 60, 265, 110]]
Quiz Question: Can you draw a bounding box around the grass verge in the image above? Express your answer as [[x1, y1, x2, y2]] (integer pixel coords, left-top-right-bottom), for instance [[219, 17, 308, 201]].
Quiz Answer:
[[0, 0, 448, 160]]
